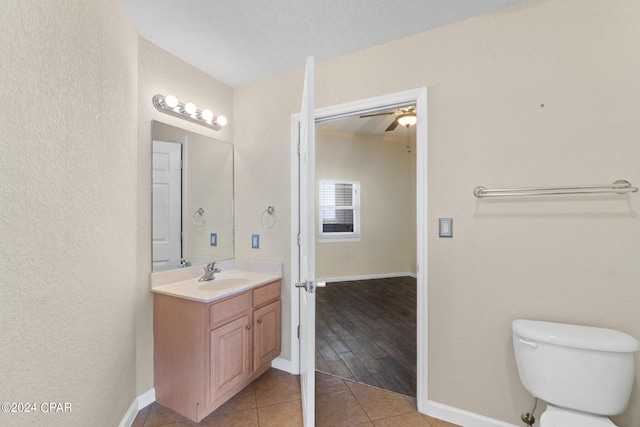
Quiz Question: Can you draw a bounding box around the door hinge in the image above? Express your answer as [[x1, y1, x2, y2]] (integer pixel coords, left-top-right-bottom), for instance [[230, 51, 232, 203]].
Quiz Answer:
[[297, 234, 300, 245], [297, 325, 300, 339]]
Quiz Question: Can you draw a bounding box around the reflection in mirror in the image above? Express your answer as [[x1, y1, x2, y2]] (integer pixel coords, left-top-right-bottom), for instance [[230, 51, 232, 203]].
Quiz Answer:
[[152, 121, 234, 272]]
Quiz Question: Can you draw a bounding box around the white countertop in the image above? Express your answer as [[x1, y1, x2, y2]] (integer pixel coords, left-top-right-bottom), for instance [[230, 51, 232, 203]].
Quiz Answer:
[[151, 269, 281, 303]]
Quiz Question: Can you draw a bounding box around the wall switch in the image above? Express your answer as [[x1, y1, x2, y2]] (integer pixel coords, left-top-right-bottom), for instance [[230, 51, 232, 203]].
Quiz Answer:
[[439, 218, 453, 238], [210, 233, 217, 246], [251, 234, 260, 249]]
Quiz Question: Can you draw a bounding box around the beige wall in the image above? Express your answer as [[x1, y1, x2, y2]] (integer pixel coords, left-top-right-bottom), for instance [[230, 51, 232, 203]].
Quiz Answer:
[[234, 0, 640, 425], [136, 38, 234, 394], [0, 2, 139, 427], [316, 131, 416, 278]]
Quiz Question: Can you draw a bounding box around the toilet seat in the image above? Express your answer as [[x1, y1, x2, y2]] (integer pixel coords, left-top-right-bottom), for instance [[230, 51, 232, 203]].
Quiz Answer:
[[541, 406, 617, 427]]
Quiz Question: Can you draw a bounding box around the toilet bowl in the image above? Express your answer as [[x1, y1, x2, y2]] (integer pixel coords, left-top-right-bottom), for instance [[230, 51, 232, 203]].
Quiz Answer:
[[512, 319, 640, 427]]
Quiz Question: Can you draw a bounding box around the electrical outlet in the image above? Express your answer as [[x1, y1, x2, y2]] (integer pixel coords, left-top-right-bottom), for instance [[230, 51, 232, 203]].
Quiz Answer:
[[251, 234, 260, 249]]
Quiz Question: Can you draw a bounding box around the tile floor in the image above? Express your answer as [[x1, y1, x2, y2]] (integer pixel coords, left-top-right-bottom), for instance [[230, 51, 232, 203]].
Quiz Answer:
[[132, 368, 459, 427]]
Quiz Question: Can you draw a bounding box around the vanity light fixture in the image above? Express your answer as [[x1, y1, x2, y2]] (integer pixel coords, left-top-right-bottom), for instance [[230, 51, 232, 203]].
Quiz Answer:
[[397, 113, 417, 128], [152, 94, 227, 131]]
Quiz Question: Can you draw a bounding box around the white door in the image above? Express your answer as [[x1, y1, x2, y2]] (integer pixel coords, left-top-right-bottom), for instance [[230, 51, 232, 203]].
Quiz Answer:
[[297, 56, 316, 427], [152, 140, 182, 271]]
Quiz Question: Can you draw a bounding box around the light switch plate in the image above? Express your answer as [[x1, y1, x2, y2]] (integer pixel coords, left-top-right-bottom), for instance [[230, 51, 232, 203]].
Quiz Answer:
[[251, 234, 260, 249], [439, 218, 453, 238]]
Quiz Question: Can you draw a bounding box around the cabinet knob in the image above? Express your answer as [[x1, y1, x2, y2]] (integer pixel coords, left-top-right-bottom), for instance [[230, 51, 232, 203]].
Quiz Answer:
[[246, 325, 251, 330], [257, 319, 263, 324]]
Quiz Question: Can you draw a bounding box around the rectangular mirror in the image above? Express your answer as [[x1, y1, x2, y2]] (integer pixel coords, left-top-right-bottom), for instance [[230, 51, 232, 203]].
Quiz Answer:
[[152, 121, 234, 271]]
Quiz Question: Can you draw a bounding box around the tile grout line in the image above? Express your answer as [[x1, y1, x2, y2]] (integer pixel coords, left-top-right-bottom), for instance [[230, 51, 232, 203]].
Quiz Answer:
[[344, 385, 373, 425], [256, 398, 302, 409], [342, 379, 422, 426]]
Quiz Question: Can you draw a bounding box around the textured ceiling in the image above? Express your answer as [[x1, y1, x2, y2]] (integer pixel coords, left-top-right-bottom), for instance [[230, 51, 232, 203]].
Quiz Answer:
[[121, 0, 527, 88]]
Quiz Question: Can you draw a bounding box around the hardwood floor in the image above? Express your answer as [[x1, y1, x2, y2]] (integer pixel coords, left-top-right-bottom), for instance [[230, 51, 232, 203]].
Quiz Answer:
[[315, 277, 417, 397]]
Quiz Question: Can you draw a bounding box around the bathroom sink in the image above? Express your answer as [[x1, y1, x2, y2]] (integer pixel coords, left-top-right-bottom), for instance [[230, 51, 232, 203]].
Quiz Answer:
[[197, 277, 251, 291], [152, 268, 282, 303]]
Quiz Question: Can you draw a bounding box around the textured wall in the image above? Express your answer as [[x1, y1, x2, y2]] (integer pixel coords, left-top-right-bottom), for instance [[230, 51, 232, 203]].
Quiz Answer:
[[136, 38, 233, 394], [316, 131, 416, 278], [0, 1, 138, 426], [233, 0, 640, 425]]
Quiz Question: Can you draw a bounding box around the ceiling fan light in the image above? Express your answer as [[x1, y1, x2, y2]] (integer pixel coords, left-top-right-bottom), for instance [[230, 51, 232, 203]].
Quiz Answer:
[[397, 113, 417, 128]]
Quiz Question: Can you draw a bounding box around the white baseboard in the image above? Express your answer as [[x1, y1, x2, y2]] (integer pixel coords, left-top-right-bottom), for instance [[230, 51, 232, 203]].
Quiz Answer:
[[137, 388, 156, 410], [118, 400, 138, 427], [425, 400, 518, 427], [324, 272, 416, 283], [119, 388, 156, 427], [271, 356, 294, 374]]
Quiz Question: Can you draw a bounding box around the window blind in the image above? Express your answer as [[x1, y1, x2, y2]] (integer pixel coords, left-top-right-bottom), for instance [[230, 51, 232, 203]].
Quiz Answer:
[[319, 180, 360, 239]]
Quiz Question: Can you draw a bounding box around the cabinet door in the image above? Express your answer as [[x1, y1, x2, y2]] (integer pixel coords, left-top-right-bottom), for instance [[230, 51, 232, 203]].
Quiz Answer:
[[253, 300, 281, 371], [210, 315, 251, 403]]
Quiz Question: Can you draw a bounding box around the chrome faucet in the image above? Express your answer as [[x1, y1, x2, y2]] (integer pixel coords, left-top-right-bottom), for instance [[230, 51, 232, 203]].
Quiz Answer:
[[199, 261, 221, 282], [179, 258, 191, 268]]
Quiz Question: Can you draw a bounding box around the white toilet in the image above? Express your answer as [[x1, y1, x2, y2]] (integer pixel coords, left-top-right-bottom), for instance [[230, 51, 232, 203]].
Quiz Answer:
[[512, 319, 640, 426]]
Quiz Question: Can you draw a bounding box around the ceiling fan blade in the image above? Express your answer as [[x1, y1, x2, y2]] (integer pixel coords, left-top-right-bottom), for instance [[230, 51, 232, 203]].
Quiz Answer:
[[361, 105, 416, 118], [385, 120, 399, 132], [360, 111, 395, 118]]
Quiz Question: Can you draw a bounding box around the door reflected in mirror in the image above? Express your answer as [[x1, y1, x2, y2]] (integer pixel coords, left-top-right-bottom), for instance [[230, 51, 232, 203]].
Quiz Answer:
[[152, 121, 234, 272]]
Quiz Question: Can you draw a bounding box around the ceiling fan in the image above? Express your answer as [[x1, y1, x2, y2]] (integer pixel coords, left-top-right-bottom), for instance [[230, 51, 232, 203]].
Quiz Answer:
[[360, 106, 417, 131]]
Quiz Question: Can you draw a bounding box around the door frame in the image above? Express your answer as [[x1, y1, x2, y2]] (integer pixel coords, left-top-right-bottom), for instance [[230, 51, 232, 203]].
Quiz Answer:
[[290, 87, 429, 411]]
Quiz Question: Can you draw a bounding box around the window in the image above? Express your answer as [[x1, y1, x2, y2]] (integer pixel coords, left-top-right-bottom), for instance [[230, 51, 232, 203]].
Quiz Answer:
[[319, 180, 360, 241]]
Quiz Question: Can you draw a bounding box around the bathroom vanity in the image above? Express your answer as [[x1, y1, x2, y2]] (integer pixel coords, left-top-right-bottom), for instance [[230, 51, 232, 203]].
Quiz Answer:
[[152, 270, 281, 422]]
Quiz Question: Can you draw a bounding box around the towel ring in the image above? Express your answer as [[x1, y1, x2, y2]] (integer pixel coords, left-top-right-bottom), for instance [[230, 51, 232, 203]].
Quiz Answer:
[[261, 206, 276, 228], [192, 208, 205, 227]]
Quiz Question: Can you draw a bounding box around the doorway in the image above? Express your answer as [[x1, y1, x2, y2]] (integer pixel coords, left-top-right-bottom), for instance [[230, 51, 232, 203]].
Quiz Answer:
[[314, 109, 417, 396], [291, 87, 429, 412]]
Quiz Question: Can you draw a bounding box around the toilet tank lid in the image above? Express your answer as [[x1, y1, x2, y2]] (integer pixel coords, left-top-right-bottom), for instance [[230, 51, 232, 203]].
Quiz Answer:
[[513, 319, 640, 353]]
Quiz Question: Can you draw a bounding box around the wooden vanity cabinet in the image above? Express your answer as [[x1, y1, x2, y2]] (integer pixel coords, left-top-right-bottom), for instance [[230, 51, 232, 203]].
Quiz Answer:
[[154, 280, 281, 422]]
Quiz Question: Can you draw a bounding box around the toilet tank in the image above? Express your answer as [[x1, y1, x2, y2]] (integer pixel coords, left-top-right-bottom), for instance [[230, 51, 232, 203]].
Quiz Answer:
[[512, 319, 640, 416]]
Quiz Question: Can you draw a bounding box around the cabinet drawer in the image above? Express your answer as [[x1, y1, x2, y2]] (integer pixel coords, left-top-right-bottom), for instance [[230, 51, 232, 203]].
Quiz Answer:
[[253, 280, 280, 308], [210, 292, 250, 329]]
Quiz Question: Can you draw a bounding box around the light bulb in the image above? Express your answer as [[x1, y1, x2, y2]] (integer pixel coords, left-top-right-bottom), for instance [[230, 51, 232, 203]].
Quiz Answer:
[[184, 102, 197, 115], [165, 95, 179, 108], [201, 109, 214, 122], [397, 113, 417, 128], [215, 115, 228, 126]]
